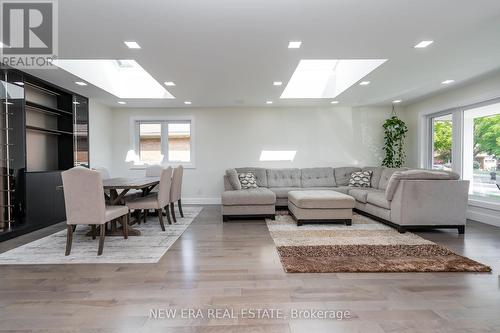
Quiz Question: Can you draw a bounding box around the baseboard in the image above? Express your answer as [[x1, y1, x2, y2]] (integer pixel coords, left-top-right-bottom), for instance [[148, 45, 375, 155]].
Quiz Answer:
[[182, 197, 221, 205], [467, 206, 500, 228]]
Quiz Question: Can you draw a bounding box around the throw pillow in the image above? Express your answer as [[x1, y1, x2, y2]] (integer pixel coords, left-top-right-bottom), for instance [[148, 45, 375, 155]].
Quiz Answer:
[[225, 169, 242, 190], [349, 171, 372, 187], [238, 172, 258, 189]]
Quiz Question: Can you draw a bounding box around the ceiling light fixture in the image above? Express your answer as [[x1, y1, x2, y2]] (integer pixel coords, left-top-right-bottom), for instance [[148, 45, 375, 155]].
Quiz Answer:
[[184, 101, 192, 105], [75, 81, 87, 86], [124, 41, 141, 49], [330, 101, 339, 104], [73, 101, 80, 105], [14, 81, 24, 86], [0, 42, 8, 48], [359, 81, 371, 86], [118, 101, 126, 104], [441, 79, 455, 85], [164, 81, 176, 86], [266, 101, 273, 104], [414, 40, 434, 48], [288, 41, 302, 49], [392, 100, 402, 104], [281, 59, 386, 99], [273, 81, 283, 86]]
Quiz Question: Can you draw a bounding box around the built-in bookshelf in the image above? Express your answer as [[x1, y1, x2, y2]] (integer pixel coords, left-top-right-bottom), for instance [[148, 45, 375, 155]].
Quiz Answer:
[[0, 65, 89, 241]]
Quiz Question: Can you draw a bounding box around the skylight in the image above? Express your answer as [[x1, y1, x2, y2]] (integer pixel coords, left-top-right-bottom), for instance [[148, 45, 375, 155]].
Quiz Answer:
[[280, 59, 386, 99], [51, 59, 174, 99]]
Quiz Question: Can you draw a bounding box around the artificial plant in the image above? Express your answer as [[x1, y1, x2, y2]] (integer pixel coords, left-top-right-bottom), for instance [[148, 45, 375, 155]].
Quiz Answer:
[[382, 106, 408, 168]]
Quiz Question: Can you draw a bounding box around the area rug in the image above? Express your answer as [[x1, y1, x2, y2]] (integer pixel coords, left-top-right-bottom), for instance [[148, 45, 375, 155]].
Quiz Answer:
[[266, 213, 491, 273], [0, 206, 202, 265]]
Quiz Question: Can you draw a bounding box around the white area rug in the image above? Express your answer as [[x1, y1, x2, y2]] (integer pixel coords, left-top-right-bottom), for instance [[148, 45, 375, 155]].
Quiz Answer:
[[0, 206, 202, 265]]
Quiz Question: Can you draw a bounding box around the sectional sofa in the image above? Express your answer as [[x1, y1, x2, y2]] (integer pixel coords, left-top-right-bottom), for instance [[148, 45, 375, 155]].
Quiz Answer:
[[221, 166, 469, 233]]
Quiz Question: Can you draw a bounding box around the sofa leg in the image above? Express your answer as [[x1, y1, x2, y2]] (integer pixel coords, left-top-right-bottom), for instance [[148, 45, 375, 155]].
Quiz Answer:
[[297, 221, 303, 227], [346, 219, 352, 226], [397, 226, 407, 234], [458, 226, 465, 234], [270, 215, 276, 220], [223, 215, 229, 222]]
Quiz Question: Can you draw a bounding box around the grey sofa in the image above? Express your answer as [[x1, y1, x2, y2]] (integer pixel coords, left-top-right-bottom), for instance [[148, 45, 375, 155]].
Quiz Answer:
[[221, 166, 469, 234]]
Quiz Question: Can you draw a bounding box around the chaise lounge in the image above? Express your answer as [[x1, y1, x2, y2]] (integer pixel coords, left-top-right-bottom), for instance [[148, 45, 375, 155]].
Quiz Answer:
[[222, 166, 469, 233]]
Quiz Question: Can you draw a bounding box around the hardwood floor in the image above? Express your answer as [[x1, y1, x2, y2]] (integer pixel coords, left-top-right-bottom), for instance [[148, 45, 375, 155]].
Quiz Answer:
[[0, 205, 499, 333]]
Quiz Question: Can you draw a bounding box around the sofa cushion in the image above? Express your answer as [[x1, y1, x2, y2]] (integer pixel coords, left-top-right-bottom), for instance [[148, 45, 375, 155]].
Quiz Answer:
[[331, 186, 350, 194], [362, 166, 385, 188], [301, 167, 336, 187], [348, 188, 382, 203], [378, 167, 408, 190], [266, 168, 301, 187], [268, 187, 301, 198], [334, 167, 362, 186], [367, 192, 391, 209], [238, 172, 258, 189], [225, 169, 241, 190], [235, 168, 268, 187], [221, 188, 276, 206], [348, 171, 372, 187], [385, 169, 455, 201], [288, 190, 355, 209]]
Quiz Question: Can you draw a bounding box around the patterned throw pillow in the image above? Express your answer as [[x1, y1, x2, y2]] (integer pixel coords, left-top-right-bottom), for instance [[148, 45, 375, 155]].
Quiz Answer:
[[238, 172, 258, 189], [348, 171, 373, 187]]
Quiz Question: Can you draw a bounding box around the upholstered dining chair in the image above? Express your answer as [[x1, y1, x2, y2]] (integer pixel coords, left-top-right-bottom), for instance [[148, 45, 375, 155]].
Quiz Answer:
[[145, 164, 164, 177], [62, 167, 129, 256], [126, 166, 173, 230], [169, 165, 184, 222], [94, 167, 111, 180]]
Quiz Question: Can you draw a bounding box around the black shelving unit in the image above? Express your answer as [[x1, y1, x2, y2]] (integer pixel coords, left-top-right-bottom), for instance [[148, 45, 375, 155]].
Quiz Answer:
[[0, 65, 89, 241]]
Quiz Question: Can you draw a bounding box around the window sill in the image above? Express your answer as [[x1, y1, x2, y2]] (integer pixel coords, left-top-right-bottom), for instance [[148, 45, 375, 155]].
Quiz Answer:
[[468, 196, 500, 211], [129, 163, 196, 170]]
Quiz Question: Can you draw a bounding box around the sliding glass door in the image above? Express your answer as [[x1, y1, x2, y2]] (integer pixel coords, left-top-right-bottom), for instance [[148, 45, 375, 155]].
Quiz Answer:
[[463, 103, 500, 199]]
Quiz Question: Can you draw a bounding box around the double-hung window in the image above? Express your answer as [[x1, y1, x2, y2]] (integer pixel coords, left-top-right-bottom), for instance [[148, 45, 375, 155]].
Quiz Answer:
[[131, 117, 194, 167]]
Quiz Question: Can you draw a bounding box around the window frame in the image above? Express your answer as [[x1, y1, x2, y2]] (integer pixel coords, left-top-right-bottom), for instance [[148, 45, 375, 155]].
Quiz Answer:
[[129, 116, 195, 169]]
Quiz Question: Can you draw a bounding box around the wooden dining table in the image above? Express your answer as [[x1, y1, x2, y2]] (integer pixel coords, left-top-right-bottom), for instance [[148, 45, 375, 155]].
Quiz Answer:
[[101, 177, 160, 236]]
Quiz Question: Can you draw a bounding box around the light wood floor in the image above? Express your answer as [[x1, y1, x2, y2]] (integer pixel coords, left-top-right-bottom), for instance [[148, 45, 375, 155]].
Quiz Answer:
[[0, 205, 499, 333]]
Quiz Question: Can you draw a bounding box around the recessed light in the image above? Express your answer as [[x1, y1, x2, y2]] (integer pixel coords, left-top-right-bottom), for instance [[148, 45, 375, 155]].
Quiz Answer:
[[117, 101, 126, 105], [414, 40, 434, 48], [359, 81, 371, 86], [184, 101, 192, 105], [124, 41, 141, 49], [393, 100, 402, 104], [441, 79, 455, 85], [75, 81, 87, 86], [273, 81, 283, 86], [266, 101, 273, 104], [288, 41, 302, 49], [164, 81, 176, 86], [330, 101, 339, 104]]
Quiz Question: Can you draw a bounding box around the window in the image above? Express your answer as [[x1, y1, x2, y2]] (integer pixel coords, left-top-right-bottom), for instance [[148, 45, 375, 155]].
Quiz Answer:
[[430, 114, 453, 171], [132, 118, 194, 167], [463, 103, 500, 199]]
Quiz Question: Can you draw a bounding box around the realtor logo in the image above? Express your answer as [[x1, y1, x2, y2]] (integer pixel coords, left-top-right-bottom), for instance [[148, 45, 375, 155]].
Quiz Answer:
[[1, 0, 58, 68]]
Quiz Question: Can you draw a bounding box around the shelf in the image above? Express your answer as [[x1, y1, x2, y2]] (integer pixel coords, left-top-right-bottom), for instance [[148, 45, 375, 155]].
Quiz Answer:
[[24, 82, 61, 96], [25, 101, 73, 117], [26, 125, 73, 136], [26, 105, 60, 117]]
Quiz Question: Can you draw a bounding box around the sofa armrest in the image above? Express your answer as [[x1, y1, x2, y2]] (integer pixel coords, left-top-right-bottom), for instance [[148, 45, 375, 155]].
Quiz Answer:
[[223, 175, 233, 191], [390, 180, 469, 226]]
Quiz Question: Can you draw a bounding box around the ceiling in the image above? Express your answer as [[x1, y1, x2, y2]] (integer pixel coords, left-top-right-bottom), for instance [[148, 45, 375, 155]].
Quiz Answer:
[[24, 0, 500, 108]]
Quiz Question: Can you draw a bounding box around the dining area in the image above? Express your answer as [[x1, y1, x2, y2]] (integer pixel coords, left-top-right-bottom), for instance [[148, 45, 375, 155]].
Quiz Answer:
[[62, 165, 185, 256]]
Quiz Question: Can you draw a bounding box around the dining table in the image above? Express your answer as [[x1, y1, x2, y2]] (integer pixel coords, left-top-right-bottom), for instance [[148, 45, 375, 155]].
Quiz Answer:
[[100, 177, 160, 236]]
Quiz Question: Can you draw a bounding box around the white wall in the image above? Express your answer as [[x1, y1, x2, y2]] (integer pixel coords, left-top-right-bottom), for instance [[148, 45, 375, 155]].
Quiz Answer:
[[88, 100, 113, 169], [108, 106, 391, 203]]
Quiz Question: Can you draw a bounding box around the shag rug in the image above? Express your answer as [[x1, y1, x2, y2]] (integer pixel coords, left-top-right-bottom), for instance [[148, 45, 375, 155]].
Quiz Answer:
[[266, 213, 491, 273], [0, 206, 202, 265]]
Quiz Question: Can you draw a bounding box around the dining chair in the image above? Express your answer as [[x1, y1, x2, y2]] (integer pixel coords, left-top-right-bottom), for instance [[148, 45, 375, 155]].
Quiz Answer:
[[127, 166, 173, 230], [94, 167, 111, 180], [145, 164, 164, 177], [169, 165, 184, 223], [62, 167, 130, 256]]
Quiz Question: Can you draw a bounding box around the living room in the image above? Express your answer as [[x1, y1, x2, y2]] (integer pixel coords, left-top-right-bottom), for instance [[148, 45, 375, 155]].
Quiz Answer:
[[1, 0, 500, 332]]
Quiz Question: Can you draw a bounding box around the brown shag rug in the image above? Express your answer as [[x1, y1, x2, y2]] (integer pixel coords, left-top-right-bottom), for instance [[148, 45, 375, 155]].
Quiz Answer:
[[266, 213, 491, 273]]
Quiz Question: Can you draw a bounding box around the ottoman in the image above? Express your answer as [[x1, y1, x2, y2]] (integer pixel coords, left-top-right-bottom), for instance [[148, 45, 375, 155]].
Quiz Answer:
[[288, 190, 355, 226]]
